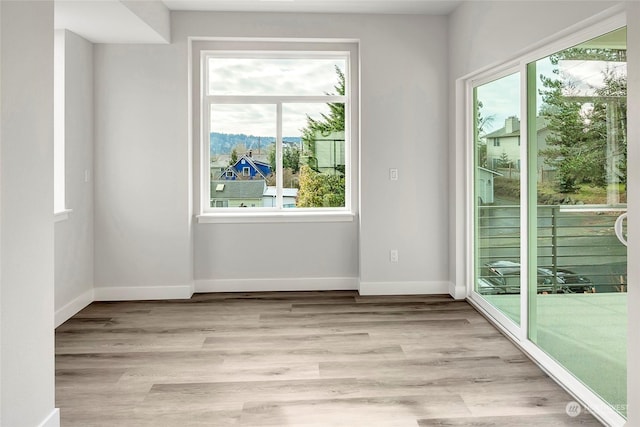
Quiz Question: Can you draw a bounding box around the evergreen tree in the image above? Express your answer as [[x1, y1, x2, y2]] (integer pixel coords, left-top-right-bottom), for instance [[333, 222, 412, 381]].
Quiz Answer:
[[538, 52, 627, 193], [302, 66, 345, 164], [296, 66, 346, 207], [497, 152, 511, 169]]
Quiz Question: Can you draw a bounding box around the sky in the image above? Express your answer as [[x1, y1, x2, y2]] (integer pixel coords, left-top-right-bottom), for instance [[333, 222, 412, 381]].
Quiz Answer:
[[208, 57, 346, 138], [477, 57, 627, 135]]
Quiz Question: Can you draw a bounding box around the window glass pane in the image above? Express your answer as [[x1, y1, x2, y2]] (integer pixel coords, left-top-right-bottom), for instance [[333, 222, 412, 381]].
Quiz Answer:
[[282, 103, 346, 209], [208, 57, 347, 96], [528, 27, 627, 416], [473, 72, 521, 325], [209, 104, 276, 209]]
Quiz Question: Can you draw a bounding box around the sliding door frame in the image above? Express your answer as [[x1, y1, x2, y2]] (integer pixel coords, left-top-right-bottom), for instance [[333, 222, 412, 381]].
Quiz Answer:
[[463, 11, 627, 427]]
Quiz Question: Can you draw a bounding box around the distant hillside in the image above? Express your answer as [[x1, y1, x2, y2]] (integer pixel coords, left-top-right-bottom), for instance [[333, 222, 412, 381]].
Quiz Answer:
[[210, 132, 302, 155]]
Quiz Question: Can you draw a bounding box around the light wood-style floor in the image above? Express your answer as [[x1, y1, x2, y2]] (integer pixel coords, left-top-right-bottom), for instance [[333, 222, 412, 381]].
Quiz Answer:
[[55, 291, 602, 426]]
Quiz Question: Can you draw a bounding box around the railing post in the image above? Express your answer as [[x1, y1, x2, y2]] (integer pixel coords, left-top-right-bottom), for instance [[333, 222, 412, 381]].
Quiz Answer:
[[551, 205, 559, 292]]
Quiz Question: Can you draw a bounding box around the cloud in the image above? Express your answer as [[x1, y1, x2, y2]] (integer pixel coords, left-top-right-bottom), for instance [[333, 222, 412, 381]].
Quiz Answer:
[[208, 57, 345, 96], [207, 56, 345, 137], [559, 60, 627, 96]]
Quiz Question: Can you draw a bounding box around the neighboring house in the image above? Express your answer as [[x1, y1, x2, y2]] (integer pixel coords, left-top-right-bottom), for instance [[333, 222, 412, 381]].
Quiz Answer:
[[219, 152, 272, 180], [477, 167, 503, 205], [485, 116, 551, 173], [485, 116, 522, 170], [210, 180, 266, 208], [210, 154, 230, 179], [307, 130, 345, 175], [263, 187, 299, 208]]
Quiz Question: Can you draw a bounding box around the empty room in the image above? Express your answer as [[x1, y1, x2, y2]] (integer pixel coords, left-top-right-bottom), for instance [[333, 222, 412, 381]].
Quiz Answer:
[[0, 0, 638, 426]]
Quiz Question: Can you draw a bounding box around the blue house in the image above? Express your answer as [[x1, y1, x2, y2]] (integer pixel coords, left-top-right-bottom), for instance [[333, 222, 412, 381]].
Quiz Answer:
[[219, 152, 272, 180]]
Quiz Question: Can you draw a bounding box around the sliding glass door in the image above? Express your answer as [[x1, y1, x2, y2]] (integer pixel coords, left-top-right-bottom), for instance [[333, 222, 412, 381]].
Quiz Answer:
[[473, 72, 522, 326], [471, 24, 627, 420], [528, 28, 627, 416]]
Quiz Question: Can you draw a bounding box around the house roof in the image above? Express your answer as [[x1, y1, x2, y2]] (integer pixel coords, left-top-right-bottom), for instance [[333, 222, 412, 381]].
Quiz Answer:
[[485, 117, 549, 139], [477, 167, 503, 177], [211, 180, 265, 199], [220, 153, 272, 180], [263, 187, 298, 198]]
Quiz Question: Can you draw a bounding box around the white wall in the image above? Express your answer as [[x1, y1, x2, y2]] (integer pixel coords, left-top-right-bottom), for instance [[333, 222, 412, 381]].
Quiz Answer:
[[0, 1, 58, 426], [448, 1, 637, 424], [93, 11, 450, 296], [93, 40, 193, 299], [54, 30, 95, 326]]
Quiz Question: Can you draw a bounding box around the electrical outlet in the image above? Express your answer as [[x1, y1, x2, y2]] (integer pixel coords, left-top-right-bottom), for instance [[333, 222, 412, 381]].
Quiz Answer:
[[390, 249, 399, 263]]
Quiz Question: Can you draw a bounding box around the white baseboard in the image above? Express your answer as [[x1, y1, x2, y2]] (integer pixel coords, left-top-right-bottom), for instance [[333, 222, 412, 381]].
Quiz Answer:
[[94, 283, 194, 301], [195, 277, 358, 293], [38, 408, 60, 427], [358, 280, 451, 295], [55, 288, 94, 328], [449, 281, 468, 300]]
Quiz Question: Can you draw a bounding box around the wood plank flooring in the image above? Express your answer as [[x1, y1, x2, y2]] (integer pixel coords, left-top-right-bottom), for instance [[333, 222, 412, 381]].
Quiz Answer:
[[55, 291, 602, 426]]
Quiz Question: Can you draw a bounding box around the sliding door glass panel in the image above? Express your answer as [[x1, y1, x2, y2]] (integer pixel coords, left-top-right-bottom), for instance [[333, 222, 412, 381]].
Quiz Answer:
[[473, 72, 522, 325], [528, 28, 627, 416]]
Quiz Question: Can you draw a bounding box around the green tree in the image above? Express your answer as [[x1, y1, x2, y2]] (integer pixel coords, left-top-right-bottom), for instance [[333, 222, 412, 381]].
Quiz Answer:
[[297, 66, 346, 207], [539, 49, 627, 193], [297, 165, 345, 207], [229, 148, 238, 165], [475, 100, 494, 168], [591, 68, 627, 188], [268, 145, 302, 175], [497, 152, 511, 169], [284, 146, 301, 174], [302, 66, 345, 164]]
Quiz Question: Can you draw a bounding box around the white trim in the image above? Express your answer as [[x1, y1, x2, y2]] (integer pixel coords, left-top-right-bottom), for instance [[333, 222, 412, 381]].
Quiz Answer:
[[208, 95, 346, 104], [37, 408, 60, 427], [55, 288, 94, 328], [54, 30, 66, 216], [93, 284, 194, 301], [448, 281, 467, 300], [519, 58, 530, 344], [358, 281, 451, 296], [195, 277, 358, 293], [197, 211, 355, 223], [193, 38, 359, 218], [53, 209, 72, 223], [467, 293, 522, 339]]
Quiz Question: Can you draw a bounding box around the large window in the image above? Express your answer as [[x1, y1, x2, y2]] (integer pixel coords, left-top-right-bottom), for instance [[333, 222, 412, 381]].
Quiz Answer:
[[201, 49, 351, 214]]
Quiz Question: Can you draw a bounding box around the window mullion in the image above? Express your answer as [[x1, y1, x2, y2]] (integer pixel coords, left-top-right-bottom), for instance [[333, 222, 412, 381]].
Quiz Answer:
[[276, 103, 283, 209]]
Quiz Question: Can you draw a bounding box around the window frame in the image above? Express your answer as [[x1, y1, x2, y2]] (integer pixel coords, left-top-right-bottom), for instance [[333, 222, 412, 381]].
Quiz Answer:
[[193, 40, 358, 223]]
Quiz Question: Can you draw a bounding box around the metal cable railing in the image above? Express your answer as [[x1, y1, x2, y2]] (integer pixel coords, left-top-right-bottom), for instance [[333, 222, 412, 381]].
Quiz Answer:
[[476, 205, 627, 293]]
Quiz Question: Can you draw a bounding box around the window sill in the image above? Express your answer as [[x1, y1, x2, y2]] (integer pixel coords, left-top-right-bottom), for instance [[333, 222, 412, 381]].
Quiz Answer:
[[54, 209, 72, 223], [197, 211, 356, 224]]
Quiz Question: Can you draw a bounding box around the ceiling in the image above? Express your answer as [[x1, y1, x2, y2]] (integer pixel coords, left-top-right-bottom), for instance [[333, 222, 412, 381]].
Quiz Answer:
[[161, 0, 463, 15], [55, 0, 169, 43], [55, 0, 463, 44]]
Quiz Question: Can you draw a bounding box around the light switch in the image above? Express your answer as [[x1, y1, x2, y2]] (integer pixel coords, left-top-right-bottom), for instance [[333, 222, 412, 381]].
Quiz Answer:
[[389, 168, 398, 181]]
